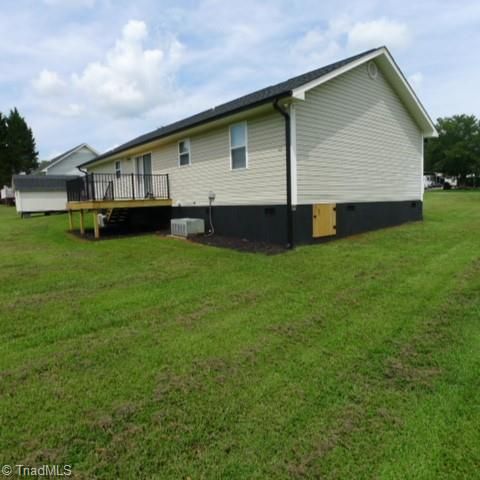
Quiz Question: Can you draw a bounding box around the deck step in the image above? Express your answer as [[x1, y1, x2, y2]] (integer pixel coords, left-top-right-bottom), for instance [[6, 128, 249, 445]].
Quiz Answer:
[[106, 208, 130, 226]]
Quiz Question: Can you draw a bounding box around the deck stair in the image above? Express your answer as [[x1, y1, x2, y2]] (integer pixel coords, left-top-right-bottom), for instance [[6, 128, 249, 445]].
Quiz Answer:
[[106, 208, 130, 226]]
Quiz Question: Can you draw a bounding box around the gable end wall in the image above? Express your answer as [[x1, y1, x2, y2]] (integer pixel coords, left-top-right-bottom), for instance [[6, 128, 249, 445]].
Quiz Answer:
[[47, 147, 97, 176], [295, 62, 423, 204]]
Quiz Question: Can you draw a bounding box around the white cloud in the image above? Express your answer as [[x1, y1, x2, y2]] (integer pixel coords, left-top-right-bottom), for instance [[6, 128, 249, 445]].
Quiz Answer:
[[348, 18, 411, 50], [63, 103, 85, 117], [32, 69, 66, 95], [290, 16, 411, 73], [43, 0, 96, 7], [408, 72, 423, 89], [71, 20, 184, 117], [5, 0, 478, 159], [291, 29, 342, 68]]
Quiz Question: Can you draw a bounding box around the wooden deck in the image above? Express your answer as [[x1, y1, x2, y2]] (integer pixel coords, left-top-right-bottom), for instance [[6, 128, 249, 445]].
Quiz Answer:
[[66, 173, 172, 239], [67, 198, 172, 211], [67, 198, 172, 239]]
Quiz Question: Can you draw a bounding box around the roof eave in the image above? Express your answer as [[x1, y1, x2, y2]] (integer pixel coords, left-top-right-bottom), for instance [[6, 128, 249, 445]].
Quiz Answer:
[[79, 92, 293, 168]]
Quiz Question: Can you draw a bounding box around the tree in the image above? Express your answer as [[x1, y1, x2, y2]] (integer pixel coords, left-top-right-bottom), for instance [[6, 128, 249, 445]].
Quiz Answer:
[[0, 113, 8, 186], [6, 108, 38, 177], [425, 114, 480, 185]]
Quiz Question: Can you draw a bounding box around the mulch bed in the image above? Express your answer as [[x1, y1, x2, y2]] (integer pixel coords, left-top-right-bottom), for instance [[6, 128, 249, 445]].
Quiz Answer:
[[188, 234, 287, 255]]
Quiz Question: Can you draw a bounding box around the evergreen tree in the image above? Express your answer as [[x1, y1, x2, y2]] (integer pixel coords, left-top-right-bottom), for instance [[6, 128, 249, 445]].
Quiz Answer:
[[6, 108, 38, 177], [0, 113, 8, 186]]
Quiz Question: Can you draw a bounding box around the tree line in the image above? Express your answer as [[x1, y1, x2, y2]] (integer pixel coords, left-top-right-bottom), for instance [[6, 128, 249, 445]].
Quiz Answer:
[[425, 114, 480, 185], [0, 108, 38, 187]]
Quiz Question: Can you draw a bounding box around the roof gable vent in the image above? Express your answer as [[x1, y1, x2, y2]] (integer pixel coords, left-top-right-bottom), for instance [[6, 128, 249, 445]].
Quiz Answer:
[[367, 61, 378, 79]]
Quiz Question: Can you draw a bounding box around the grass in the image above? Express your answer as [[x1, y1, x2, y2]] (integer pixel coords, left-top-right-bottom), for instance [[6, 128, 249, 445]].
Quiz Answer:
[[0, 191, 479, 479]]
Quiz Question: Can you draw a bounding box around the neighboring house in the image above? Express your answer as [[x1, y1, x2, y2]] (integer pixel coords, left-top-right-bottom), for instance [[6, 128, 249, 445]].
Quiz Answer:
[[11, 144, 97, 216], [1, 186, 15, 205], [71, 46, 437, 245], [41, 143, 98, 175]]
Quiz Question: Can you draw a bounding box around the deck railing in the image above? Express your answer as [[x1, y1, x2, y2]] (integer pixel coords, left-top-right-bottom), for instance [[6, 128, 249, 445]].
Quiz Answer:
[[67, 173, 170, 202]]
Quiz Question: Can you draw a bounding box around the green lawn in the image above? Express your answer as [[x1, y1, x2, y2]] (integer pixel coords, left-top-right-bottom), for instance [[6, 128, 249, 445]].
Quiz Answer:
[[0, 192, 479, 479]]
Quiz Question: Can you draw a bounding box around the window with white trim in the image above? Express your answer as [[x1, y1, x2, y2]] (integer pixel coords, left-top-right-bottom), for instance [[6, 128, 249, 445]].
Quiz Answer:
[[178, 139, 191, 166], [115, 160, 121, 178], [230, 122, 247, 169]]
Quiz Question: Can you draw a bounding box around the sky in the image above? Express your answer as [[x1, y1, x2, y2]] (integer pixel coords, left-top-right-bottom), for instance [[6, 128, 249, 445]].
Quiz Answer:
[[1, 0, 479, 159]]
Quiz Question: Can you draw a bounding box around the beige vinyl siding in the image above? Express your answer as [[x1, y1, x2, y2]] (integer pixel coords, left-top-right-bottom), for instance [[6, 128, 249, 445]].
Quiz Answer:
[[296, 61, 423, 204], [151, 111, 286, 206], [88, 157, 134, 175]]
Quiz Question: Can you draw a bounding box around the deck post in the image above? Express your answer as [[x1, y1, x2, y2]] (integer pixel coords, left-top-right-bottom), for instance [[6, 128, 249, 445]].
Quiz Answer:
[[93, 210, 100, 240], [68, 210, 74, 231], [79, 210, 85, 235]]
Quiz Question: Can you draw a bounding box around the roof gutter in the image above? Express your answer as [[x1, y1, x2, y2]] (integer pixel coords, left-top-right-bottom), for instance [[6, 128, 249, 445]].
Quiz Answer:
[[273, 98, 294, 249]]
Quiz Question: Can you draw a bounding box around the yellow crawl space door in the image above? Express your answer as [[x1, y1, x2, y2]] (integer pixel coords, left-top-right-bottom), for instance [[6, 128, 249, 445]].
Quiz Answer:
[[312, 203, 337, 238]]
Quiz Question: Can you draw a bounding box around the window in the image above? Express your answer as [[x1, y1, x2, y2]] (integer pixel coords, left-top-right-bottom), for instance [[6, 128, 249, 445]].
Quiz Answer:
[[115, 160, 121, 178], [178, 139, 191, 166], [230, 122, 247, 169]]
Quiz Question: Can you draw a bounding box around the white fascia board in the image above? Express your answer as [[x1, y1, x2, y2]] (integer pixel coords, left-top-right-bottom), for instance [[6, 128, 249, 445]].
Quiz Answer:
[[291, 49, 384, 99], [292, 47, 438, 138]]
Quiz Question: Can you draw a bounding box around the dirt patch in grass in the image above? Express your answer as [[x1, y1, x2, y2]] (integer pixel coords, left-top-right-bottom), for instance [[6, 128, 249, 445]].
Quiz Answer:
[[175, 290, 261, 328], [286, 405, 364, 478], [188, 234, 288, 255], [383, 340, 443, 391], [284, 259, 480, 478], [267, 313, 325, 345], [383, 259, 480, 392]]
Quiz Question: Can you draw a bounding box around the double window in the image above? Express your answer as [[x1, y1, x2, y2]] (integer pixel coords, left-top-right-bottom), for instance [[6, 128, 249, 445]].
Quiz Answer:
[[230, 122, 247, 169], [178, 139, 191, 166]]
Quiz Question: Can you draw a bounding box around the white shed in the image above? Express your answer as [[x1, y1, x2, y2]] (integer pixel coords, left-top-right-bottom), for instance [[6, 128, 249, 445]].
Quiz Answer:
[[12, 175, 79, 216]]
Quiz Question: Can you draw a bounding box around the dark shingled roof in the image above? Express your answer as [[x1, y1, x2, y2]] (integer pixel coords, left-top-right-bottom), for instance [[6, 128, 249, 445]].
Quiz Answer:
[[80, 47, 380, 167], [13, 175, 79, 192]]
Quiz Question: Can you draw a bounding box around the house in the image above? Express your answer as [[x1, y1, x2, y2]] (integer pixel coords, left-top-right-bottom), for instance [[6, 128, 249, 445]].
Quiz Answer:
[[1, 185, 15, 205], [12, 144, 98, 216], [70, 46, 437, 245], [40, 143, 98, 176]]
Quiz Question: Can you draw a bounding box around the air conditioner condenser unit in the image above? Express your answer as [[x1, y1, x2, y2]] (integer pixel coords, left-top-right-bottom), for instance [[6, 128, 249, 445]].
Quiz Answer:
[[170, 218, 205, 237]]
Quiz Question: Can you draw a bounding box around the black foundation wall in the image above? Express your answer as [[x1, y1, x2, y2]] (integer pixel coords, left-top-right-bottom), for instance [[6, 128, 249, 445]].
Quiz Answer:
[[293, 200, 423, 244], [169, 200, 422, 245], [172, 205, 288, 244]]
